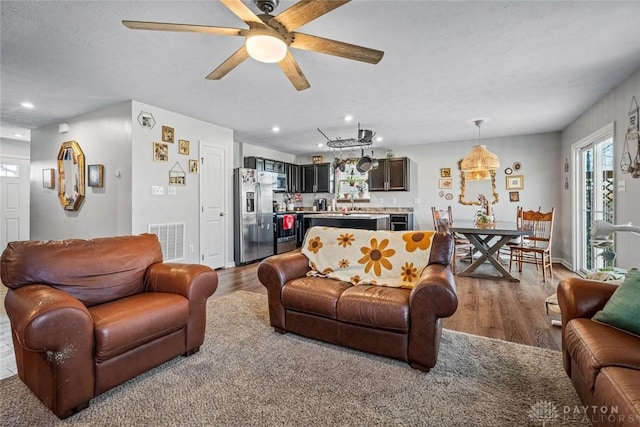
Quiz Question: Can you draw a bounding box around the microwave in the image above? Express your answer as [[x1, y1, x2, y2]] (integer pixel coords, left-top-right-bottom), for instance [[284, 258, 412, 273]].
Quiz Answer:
[[273, 172, 287, 192]]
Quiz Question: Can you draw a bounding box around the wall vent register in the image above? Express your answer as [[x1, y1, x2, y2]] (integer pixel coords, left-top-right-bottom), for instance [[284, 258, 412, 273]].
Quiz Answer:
[[148, 222, 185, 261]]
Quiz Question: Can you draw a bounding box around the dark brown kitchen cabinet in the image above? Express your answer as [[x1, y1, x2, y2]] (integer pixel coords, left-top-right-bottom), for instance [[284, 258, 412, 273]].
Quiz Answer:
[[301, 163, 332, 193], [286, 163, 299, 193], [244, 156, 264, 171], [369, 157, 409, 191]]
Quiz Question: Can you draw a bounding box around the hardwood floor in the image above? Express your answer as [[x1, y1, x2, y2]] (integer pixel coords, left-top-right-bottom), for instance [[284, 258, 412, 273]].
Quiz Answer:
[[0, 259, 577, 380]]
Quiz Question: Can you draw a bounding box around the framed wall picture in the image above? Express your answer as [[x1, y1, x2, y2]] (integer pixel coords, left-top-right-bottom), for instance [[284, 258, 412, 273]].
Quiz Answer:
[[509, 191, 520, 202], [440, 168, 451, 177], [506, 175, 524, 190], [153, 142, 169, 162], [137, 111, 155, 129], [42, 168, 55, 188], [439, 178, 453, 189], [189, 159, 199, 174], [179, 139, 190, 155], [312, 155, 323, 164], [88, 164, 104, 187], [162, 126, 174, 143]]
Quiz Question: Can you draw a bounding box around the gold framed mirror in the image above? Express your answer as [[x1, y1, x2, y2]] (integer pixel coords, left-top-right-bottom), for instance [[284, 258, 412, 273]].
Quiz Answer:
[[57, 140, 85, 211], [458, 169, 499, 206]]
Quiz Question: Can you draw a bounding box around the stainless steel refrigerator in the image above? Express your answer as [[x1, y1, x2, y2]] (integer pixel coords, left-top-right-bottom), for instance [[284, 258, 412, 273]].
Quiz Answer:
[[234, 168, 274, 264]]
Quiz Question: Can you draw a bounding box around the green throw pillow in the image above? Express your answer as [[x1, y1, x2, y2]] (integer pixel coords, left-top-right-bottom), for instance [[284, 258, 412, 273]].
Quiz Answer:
[[593, 269, 640, 336]]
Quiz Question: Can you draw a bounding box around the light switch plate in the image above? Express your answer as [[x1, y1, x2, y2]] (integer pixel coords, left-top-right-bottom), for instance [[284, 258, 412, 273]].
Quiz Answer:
[[151, 185, 164, 196], [168, 186, 177, 196], [617, 180, 626, 192]]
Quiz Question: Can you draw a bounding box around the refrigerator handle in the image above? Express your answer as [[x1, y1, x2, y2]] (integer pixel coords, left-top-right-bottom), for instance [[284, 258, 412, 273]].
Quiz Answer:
[[256, 182, 261, 227]]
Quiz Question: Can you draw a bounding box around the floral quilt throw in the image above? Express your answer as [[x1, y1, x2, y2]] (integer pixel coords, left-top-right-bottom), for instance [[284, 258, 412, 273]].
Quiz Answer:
[[301, 226, 436, 289]]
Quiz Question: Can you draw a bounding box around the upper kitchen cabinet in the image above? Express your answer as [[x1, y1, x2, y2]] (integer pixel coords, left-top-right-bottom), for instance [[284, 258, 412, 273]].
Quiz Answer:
[[244, 156, 285, 173], [369, 157, 409, 191], [286, 162, 299, 193], [301, 163, 333, 193]]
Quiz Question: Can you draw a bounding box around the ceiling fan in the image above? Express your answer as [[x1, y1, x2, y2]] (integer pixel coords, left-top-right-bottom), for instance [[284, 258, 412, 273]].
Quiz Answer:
[[122, 0, 384, 91]]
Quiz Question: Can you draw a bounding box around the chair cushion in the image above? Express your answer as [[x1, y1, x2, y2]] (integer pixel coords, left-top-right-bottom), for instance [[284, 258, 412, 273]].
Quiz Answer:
[[282, 276, 352, 319], [593, 270, 640, 336], [302, 227, 435, 289], [564, 318, 640, 390], [337, 285, 410, 332], [89, 292, 189, 362]]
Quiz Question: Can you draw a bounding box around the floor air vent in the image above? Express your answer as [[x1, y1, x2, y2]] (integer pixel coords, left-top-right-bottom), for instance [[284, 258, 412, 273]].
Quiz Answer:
[[148, 223, 185, 262]]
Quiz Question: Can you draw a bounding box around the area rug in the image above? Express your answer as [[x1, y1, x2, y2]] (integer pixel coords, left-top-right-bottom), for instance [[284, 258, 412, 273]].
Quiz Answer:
[[0, 291, 588, 426]]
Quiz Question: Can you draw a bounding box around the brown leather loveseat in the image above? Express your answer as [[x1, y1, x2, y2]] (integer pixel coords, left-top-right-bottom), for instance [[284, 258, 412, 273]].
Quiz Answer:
[[558, 277, 640, 425], [1, 234, 218, 419], [258, 227, 457, 372]]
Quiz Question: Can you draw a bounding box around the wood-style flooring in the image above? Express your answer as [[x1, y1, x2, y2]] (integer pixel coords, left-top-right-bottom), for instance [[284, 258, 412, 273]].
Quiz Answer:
[[0, 259, 576, 380]]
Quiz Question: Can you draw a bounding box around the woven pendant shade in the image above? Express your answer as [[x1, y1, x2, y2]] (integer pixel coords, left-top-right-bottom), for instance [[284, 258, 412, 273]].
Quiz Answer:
[[465, 169, 492, 181], [460, 145, 500, 173]]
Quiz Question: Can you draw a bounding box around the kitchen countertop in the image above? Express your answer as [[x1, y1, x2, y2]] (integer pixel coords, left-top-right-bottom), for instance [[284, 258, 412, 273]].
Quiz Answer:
[[307, 213, 390, 219], [296, 208, 414, 214]]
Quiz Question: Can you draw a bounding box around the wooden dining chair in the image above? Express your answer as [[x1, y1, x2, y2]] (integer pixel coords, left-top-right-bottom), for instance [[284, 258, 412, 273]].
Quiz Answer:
[[431, 206, 473, 273], [508, 207, 555, 282]]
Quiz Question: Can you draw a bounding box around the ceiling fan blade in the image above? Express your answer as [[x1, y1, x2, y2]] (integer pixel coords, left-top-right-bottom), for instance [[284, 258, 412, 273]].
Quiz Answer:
[[290, 32, 383, 64], [205, 45, 250, 80], [278, 51, 310, 91], [220, 0, 266, 27], [272, 0, 350, 32], [122, 20, 246, 37]]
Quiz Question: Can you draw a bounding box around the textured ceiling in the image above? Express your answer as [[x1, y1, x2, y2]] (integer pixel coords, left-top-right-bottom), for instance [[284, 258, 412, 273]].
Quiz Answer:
[[2, 1, 640, 155]]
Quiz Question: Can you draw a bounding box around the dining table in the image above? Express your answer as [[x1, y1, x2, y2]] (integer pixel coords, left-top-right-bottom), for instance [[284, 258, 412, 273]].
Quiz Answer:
[[449, 220, 534, 282]]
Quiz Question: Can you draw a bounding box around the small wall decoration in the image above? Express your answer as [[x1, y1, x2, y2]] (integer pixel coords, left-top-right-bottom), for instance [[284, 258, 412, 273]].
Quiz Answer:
[[438, 190, 445, 198], [137, 111, 155, 129], [513, 162, 522, 171], [445, 193, 453, 200], [312, 155, 323, 164], [42, 168, 55, 188], [169, 162, 186, 185], [506, 175, 524, 190], [88, 164, 104, 187], [621, 96, 640, 178], [179, 139, 190, 155], [440, 168, 451, 177], [504, 167, 513, 175], [154, 142, 169, 162], [189, 159, 199, 174], [564, 176, 569, 190], [439, 178, 453, 189], [509, 191, 520, 202], [162, 126, 175, 143], [564, 158, 569, 173]]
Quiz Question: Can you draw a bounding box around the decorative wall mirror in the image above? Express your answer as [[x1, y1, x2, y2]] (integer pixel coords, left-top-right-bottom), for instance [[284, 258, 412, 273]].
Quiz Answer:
[[458, 169, 499, 206], [57, 140, 85, 211]]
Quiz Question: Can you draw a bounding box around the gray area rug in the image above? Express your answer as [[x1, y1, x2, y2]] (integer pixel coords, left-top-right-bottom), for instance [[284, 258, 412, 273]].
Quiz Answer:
[[0, 291, 588, 426]]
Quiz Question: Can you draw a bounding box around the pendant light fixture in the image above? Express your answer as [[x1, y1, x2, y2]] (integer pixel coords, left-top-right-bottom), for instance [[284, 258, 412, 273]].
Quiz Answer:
[[460, 120, 500, 180]]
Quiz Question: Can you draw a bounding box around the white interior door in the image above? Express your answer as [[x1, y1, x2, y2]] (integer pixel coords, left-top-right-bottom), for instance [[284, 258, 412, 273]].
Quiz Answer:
[[200, 142, 227, 269], [0, 157, 30, 251]]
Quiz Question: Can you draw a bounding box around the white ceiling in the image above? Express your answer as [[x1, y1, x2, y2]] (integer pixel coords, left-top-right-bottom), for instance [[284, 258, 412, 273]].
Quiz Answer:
[[2, 1, 640, 155]]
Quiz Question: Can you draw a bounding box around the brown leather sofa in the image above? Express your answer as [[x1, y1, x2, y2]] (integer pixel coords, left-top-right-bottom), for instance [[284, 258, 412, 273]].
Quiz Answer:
[[257, 232, 457, 372], [1, 234, 218, 419], [558, 278, 640, 425]]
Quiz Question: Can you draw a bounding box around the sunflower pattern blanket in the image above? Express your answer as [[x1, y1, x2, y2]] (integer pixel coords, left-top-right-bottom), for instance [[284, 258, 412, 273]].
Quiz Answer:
[[301, 226, 436, 289]]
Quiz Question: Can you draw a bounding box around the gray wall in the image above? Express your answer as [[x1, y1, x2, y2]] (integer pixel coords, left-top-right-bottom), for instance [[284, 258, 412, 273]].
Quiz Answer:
[[130, 101, 234, 264], [0, 138, 30, 159], [560, 69, 640, 269], [29, 102, 132, 240]]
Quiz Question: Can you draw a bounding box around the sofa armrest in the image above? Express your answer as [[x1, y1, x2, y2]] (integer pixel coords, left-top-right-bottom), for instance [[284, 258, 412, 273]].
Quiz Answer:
[[410, 263, 458, 318], [557, 277, 617, 325], [144, 263, 218, 351], [257, 251, 311, 293], [257, 251, 311, 331]]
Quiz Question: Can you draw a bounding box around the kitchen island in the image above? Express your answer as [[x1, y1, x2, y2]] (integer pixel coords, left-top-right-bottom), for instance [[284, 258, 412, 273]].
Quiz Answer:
[[307, 213, 390, 230]]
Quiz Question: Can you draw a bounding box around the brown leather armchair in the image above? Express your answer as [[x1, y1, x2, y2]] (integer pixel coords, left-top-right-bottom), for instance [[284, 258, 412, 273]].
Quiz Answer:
[[1, 234, 218, 419]]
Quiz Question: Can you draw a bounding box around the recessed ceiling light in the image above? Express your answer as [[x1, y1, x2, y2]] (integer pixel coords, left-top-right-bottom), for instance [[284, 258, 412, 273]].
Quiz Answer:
[[317, 143, 324, 148], [344, 115, 353, 122], [21, 102, 34, 109], [13, 133, 24, 138], [271, 126, 280, 132], [376, 136, 383, 142]]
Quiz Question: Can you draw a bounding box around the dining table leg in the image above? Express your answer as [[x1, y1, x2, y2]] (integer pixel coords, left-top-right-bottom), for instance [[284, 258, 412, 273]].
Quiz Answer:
[[456, 234, 521, 282]]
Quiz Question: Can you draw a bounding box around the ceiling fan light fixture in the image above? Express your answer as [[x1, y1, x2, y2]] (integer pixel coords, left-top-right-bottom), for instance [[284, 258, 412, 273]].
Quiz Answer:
[[246, 34, 287, 63]]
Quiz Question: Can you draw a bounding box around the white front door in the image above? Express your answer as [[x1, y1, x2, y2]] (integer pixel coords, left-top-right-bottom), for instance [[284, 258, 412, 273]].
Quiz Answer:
[[0, 157, 30, 251], [200, 142, 227, 269]]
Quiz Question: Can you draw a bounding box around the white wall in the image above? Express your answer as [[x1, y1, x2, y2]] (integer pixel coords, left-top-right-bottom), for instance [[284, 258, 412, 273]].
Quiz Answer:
[[560, 69, 640, 269], [0, 138, 30, 159], [131, 101, 234, 264], [29, 102, 132, 240]]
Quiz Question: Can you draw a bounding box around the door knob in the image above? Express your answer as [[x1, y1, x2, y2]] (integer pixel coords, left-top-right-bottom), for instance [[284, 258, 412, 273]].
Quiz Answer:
[[220, 212, 225, 216]]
